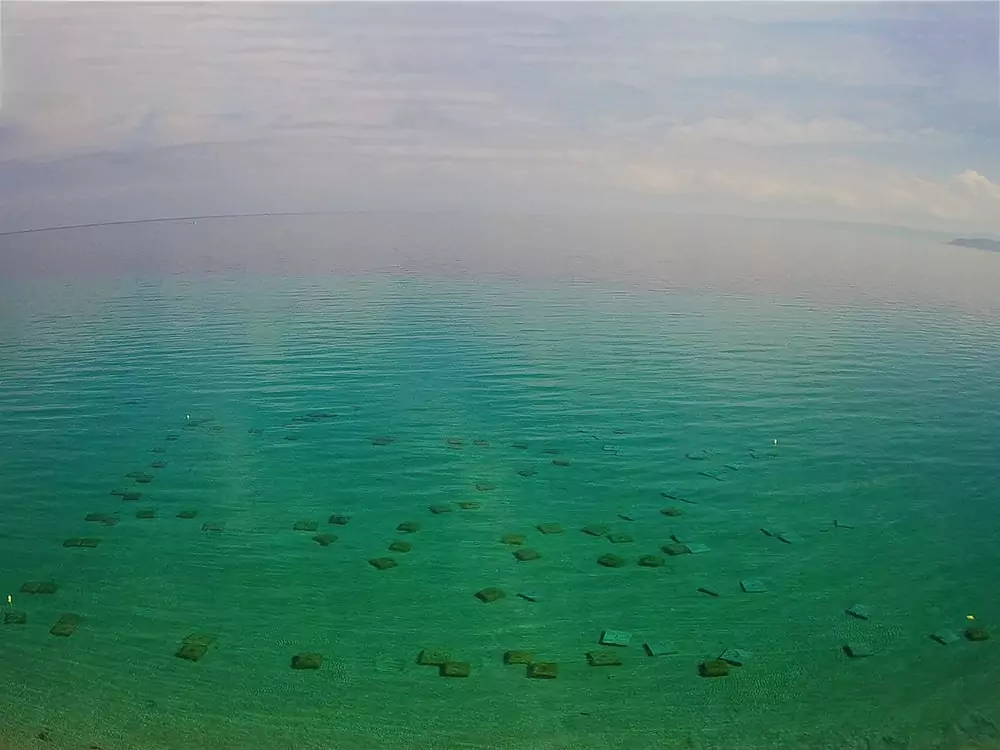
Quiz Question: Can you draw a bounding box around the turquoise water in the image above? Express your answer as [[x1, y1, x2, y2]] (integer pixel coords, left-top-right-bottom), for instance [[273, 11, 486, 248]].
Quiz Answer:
[[2, 269, 1000, 749]]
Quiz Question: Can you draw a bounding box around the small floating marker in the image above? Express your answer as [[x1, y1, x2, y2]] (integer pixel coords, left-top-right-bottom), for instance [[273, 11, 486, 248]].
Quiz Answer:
[[967, 614, 976, 621]]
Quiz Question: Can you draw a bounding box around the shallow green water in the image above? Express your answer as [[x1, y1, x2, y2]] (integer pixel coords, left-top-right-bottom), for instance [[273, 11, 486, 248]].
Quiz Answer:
[[2, 274, 1000, 750]]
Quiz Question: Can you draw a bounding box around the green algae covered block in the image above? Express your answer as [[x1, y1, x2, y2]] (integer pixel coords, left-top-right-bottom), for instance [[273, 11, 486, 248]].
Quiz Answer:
[[136, 508, 156, 519], [599, 630, 631, 647], [369, 557, 398, 570], [293, 520, 318, 532], [966, 627, 990, 642], [176, 642, 208, 662], [537, 523, 564, 535], [581, 524, 609, 538], [328, 515, 351, 525], [514, 548, 541, 562], [740, 579, 767, 593], [388, 540, 412, 553], [177, 510, 199, 519], [662, 543, 690, 557], [4, 611, 27, 625], [440, 661, 470, 678], [418, 649, 449, 666], [50, 613, 82, 637], [21, 581, 58, 595], [458, 501, 482, 510], [429, 504, 453, 515], [586, 649, 623, 667], [397, 521, 421, 533], [597, 554, 628, 568], [843, 642, 873, 658], [699, 659, 729, 677], [313, 533, 337, 546], [475, 587, 506, 603], [552, 459, 572, 467], [527, 662, 558, 679], [504, 650, 533, 665], [501, 533, 525, 546], [638, 555, 665, 568], [291, 653, 323, 670]]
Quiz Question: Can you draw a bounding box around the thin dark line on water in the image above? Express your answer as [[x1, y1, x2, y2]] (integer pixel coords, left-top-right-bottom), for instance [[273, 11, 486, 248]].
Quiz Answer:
[[0, 210, 378, 238]]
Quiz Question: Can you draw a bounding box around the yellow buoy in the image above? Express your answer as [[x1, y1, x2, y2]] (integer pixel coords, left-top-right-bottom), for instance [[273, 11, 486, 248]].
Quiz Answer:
[[6, 594, 10, 606], [967, 614, 975, 620]]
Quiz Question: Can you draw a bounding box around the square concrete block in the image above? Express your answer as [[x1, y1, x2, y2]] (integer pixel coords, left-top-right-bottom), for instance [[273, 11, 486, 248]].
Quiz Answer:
[[517, 469, 537, 478], [475, 483, 495, 492], [121, 492, 142, 502], [369, 557, 398, 570], [397, 521, 421, 533], [587, 649, 622, 667], [698, 586, 721, 598], [517, 592, 542, 602], [537, 523, 564, 535], [600, 630, 631, 647], [50, 614, 82, 637], [552, 459, 572, 467], [607, 533, 633, 544], [418, 649, 449, 666], [85, 513, 115, 524], [458, 502, 482, 510], [291, 653, 323, 670], [504, 650, 533, 665], [293, 521, 318, 532], [388, 541, 411, 553], [719, 648, 753, 666], [4, 611, 27, 625], [328, 515, 351, 525], [638, 555, 665, 568], [644, 641, 678, 657], [440, 662, 470, 677], [699, 659, 729, 677], [777, 532, 800, 545], [429, 504, 453, 514], [684, 543, 710, 555], [475, 587, 506, 603], [581, 524, 609, 537], [661, 507, 683, 517], [514, 548, 541, 562], [136, 508, 156, 520], [527, 662, 558, 679], [966, 627, 990, 642], [313, 533, 337, 546], [597, 554, 628, 568], [501, 533, 525, 546], [740, 580, 767, 594], [201, 522, 225, 532], [176, 510, 198, 519]]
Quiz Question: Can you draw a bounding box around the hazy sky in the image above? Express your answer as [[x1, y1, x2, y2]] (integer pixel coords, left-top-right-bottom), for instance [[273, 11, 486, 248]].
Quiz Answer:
[[1, 2, 998, 234]]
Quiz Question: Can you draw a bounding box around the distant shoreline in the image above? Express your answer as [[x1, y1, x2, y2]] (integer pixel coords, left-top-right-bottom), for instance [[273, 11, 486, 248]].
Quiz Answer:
[[949, 237, 1000, 252]]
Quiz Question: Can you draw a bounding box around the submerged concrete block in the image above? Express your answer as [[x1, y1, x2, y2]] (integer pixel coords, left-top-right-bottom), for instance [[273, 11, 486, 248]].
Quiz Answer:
[[475, 587, 506, 603], [50, 614, 82, 637], [586, 649, 623, 667], [291, 653, 323, 670], [369, 557, 398, 570], [293, 521, 318, 532], [440, 662, 470, 677], [527, 662, 558, 679], [514, 548, 541, 562], [597, 554, 628, 568]]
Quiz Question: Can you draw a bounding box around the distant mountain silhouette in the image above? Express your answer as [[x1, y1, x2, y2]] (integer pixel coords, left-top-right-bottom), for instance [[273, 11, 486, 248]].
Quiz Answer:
[[949, 238, 1000, 252]]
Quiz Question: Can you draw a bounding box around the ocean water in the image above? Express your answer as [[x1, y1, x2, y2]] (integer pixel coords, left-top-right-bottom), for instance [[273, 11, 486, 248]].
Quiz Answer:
[[2, 232, 1000, 749]]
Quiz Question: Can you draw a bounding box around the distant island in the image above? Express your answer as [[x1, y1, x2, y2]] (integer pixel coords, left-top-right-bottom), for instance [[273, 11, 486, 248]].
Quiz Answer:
[[949, 238, 1000, 252]]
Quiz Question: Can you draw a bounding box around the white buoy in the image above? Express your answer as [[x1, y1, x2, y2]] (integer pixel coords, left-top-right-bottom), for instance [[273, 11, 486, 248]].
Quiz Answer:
[[773, 438, 778, 446]]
